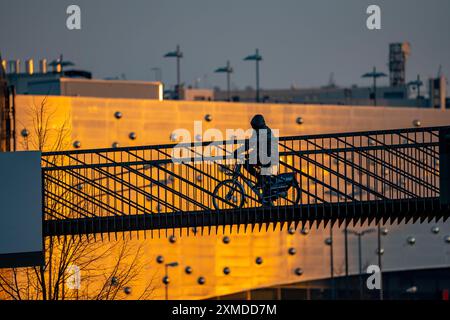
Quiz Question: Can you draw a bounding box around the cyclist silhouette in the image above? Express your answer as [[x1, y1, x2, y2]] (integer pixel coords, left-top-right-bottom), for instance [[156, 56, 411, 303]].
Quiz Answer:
[[213, 115, 298, 209], [233, 114, 276, 189]]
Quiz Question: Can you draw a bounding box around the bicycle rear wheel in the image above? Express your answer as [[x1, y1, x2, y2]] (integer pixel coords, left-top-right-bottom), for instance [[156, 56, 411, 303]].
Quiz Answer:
[[212, 180, 245, 210], [275, 181, 301, 206]]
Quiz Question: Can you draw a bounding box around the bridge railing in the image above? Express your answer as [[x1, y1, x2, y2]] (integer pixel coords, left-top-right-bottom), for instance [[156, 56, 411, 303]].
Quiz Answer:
[[41, 126, 445, 235]]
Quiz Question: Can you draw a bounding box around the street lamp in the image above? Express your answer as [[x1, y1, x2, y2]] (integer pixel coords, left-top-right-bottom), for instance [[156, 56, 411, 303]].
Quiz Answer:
[[164, 262, 179, 300], [244, 49, 263, 102], [164, 45, 183, 100], [376, 225, 385, 300], [362, 66, 387, 106], [214, 61, 233, 101], [327, 226, 336, 300], [346, 228, 376, 299], [344, 225, 349, 297]]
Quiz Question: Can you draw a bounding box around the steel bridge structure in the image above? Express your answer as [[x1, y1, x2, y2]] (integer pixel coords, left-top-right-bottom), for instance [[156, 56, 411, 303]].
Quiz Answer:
[[42, 126, 450, 237]]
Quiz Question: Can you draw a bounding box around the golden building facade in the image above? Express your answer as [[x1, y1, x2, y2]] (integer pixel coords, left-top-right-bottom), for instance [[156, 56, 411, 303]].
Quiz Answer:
[[14, 95, 450, 299]]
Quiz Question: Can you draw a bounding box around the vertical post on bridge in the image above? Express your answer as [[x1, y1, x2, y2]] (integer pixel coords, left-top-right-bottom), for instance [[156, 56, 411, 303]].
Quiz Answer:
[[439, 128, 450, 206]]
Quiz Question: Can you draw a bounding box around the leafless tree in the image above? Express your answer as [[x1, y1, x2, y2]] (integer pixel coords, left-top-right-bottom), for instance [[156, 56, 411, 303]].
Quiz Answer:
[[0, 97, 156, 300]]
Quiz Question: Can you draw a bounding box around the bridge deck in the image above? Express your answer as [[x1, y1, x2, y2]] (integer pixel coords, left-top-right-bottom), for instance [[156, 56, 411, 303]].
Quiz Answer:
[[42, 126, 450, 237], [44, 197, 449, 237]]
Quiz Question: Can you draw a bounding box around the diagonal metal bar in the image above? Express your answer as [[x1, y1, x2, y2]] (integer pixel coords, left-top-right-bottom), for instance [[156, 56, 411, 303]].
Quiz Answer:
[[41, 126, 448, 236]]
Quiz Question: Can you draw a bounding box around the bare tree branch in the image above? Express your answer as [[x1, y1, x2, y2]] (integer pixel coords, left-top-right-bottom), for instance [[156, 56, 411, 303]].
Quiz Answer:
[[0, 97, 155, 300]]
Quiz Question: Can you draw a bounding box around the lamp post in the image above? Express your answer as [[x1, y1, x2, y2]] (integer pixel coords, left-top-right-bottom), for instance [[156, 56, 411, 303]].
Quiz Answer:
[[362, 67, 387, 106], [376, 225, 384, 300], [329, 226, 335, 300], [163, 262, 179, 300], [324, 227, 335, 299], [344, 226, 349, 297], [347, 228, 376, 299], [164, 45, 183, 100], [214, 61, 233, 101], [244, 49, 262, 102]]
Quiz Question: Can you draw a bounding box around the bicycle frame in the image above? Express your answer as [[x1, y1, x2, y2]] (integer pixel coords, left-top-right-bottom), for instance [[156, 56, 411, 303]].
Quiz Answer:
[[228, 163, 264, 202]]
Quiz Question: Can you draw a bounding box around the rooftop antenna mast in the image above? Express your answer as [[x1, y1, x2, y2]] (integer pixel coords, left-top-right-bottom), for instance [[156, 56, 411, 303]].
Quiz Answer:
[[437, 64, 442, 78], [327, 72, 336, 88]]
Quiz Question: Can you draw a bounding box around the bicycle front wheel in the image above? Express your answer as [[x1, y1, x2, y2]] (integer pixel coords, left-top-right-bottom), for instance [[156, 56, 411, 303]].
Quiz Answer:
[[212, 180, 245, 210]]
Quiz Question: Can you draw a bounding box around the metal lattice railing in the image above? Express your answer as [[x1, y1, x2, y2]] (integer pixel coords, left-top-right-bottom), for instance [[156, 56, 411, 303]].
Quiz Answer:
[[41, 126, 448, 236]]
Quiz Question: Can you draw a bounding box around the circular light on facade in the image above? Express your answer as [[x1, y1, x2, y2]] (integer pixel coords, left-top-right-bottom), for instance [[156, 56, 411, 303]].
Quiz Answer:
[[195, 134, 202, 142], [255, 257, 263, 265], [73, 140, 81, 149], [223, 267, 231, 275], [407, 236, 416, 246], [156, 204, 163, 212], [296, 117, 304, 125], [294, 268, 303, 276], [129, 132, 137, 140], [301, 228, 309, 235], [123, 286, 132, 295], [376, 248, 385, 255], [185, 266, 193, 274], [169, 235, 176, 244], [413, 119, 421, 127], [444, 235, 450, 244], [170, 132, 178, 142], [381, 227, 389, 236], [20, 128, 29, 138], [76, 183, 83, 191], [162, 276, 170, 285], [196, 175, 203, 182], [156, 255, 164, 264], [324, 237, 332, 246], [110, 276, 119, 286], [406, 286, 418, 294], [431, 226, 440, 234], [112, 142, 119, 148], [222, 236, 230, 244], [114, 111, 122, 119], [288, 247, 296, 255], [288, 227, 295, 235], [197, 277, 206, 285], [204, 114, 213, 122]]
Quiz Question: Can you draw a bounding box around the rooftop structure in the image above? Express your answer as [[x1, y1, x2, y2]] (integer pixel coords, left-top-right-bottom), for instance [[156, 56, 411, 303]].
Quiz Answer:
[[4, 58, 163, 100], [389, 42, 411, 87]]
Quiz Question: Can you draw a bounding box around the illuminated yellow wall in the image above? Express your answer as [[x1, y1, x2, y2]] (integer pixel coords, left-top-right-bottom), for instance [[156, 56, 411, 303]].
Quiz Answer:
[[14, 95, 450, 299]]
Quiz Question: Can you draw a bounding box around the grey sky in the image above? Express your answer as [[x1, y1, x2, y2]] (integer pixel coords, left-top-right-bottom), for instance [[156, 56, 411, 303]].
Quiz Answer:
[[1, 0, 449, 90]]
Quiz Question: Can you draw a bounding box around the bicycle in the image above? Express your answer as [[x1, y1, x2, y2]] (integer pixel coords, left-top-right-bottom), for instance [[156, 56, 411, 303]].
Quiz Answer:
[[212, 163, 301, 210]]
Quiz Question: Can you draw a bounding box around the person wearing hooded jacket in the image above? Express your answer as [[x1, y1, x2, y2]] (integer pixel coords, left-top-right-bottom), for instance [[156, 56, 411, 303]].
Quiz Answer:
[[233, 114, 276, 188]]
